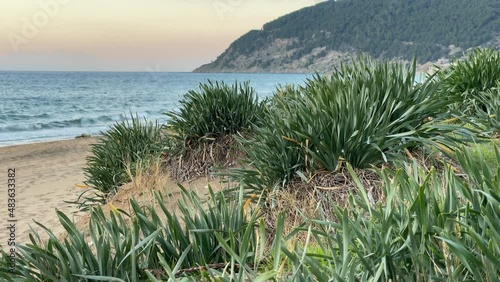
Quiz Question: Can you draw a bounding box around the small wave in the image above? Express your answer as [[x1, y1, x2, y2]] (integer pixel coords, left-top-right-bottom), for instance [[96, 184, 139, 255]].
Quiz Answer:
[[0, 114, 127, 133], [1, 113, 51, 121]]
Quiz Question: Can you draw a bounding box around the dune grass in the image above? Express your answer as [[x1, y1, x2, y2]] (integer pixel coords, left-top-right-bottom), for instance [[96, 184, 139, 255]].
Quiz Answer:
[[84, 114, 164, 196], [166, 80, 265, 142], [236, 58, 474, 190], [164, 80, 265, 181], [436, 48, 500, 115]]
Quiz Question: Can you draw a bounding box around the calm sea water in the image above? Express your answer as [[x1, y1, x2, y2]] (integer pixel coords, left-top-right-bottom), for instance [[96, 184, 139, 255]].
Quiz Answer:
[[0, 72, 310, 146]]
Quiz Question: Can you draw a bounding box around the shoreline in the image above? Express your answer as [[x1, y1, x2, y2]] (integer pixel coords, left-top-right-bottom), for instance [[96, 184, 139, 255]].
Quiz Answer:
[[0, 137, 96, 246], [0, 135, 100, 148]]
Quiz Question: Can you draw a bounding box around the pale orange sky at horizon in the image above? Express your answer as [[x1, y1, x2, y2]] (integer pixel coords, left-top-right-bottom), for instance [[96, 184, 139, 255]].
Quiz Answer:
[[0, 0, 322, 71]]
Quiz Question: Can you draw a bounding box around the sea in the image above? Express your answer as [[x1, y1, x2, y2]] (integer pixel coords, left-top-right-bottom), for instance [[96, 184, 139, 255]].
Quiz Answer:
[[0, 72, 310, 146]]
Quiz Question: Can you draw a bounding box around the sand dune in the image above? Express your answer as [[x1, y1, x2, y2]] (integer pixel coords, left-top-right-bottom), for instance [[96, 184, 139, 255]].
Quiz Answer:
[[0, 138, 96, 246]]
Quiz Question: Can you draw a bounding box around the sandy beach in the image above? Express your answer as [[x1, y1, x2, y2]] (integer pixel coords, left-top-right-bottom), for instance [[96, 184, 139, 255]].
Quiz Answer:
[[0, 138, 96, 246]]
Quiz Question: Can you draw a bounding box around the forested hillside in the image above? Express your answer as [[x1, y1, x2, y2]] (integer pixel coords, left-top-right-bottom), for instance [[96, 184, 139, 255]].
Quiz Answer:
[[195, 0, 500, 73]]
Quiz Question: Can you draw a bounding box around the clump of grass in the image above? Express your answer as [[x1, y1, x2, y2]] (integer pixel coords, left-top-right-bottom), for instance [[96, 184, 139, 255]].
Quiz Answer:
[[125, 157, 170, 196], [166, 80, 264, 140], [469, 138, 500, 170], [165, 81, 265, 181], [75, 157, 171, 212], [236, 58, 468, 190], [84, 113, 164, 195], [0, 186, 263, 281], [436, 48, 500, 114], [476, 86, 500, 134]]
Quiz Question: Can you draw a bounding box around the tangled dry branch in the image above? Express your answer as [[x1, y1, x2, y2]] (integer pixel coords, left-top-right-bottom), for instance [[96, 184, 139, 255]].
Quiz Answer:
[[166, 135, 242, 182]]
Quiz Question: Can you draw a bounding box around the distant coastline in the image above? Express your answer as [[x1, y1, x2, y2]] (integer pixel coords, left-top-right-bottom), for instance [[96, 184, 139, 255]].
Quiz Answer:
[[194, 57, 452, 75]]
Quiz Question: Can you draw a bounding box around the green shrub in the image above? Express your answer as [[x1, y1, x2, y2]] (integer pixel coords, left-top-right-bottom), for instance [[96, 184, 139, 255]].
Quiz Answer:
[[237, 58, 466, 188], [166, 80, 265, 142], [437, 48, 500, 114], [84, 114, 164, 194]]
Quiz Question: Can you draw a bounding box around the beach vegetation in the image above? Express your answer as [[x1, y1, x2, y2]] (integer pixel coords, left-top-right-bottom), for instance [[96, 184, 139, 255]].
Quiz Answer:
[[477, 86, 500, 134], [83, 114, 164, 195], [2, 145, 499, 281], [165, 80, 265, 181], [266, 145, 500, 281], [0, 186, 264, 281], [235, 58, 473, 189], [166, 80, 264, 141], [436, 48, 500, 115]]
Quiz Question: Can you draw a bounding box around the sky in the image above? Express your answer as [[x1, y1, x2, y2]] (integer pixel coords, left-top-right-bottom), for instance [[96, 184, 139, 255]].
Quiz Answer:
[[0, 0, 322, 72]]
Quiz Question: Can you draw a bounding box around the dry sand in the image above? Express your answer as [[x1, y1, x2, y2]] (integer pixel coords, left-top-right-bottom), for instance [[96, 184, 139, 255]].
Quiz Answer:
[[0, 138, 96, 247]]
